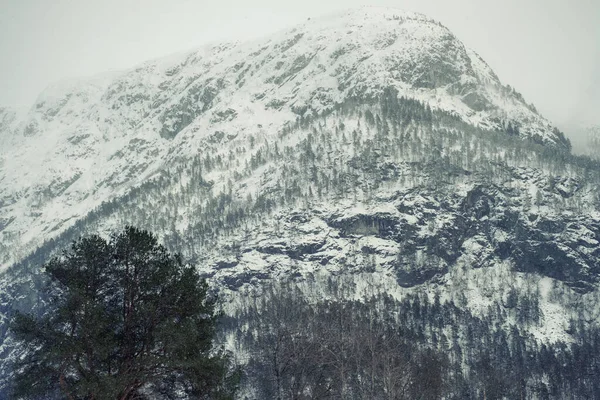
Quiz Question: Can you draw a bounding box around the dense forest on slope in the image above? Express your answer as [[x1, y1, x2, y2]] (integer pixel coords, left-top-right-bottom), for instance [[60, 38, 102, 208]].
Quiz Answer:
[[221, 280, 600, 399]]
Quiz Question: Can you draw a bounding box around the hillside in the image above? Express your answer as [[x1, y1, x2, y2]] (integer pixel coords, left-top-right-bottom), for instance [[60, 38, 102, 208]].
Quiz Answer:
[[0, 7, 571, 271], [1, 6, 599, 399]]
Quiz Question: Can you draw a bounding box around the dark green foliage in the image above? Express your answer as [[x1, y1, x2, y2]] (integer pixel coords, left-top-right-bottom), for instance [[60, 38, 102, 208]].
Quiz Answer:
[[10, 227, 236, 400]]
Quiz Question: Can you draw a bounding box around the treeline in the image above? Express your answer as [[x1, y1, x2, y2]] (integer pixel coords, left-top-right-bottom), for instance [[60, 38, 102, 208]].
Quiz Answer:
[[219, 280, 600, 400]]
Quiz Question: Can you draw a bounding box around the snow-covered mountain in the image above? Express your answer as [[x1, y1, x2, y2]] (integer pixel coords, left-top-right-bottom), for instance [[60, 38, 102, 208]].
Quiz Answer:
[[1, 6, 600, 398], [0, 7, 571, 271]]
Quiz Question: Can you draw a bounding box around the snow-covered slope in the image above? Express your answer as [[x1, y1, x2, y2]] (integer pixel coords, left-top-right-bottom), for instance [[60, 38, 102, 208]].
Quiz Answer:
[[2, 7, 600, 397], [0, 6, 571, 270]]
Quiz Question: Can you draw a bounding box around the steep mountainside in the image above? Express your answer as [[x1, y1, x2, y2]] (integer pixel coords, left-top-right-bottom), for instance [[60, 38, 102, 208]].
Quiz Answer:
[[1, 6, 599, 399], [0, 7, 570, 271]]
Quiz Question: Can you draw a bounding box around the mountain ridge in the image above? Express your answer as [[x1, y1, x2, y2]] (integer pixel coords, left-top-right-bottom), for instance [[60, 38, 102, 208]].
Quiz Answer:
[[0, 7, 572, 271]]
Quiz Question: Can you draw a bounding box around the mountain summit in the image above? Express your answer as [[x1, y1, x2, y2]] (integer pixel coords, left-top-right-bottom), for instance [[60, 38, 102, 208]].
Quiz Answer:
[[0, 7, 571, 270]]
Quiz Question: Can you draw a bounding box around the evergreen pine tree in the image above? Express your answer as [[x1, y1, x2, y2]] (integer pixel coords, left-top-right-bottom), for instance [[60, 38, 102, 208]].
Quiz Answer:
[[10, 226, 237, 400]]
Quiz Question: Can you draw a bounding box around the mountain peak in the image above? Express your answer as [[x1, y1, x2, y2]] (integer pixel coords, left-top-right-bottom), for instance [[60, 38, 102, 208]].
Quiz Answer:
[[312, 6, 437, 25], [0, 7, 572, 270]]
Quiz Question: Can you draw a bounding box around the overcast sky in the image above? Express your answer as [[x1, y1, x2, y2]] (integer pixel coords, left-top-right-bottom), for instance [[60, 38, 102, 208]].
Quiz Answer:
[[1, 0, 598, 130]]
